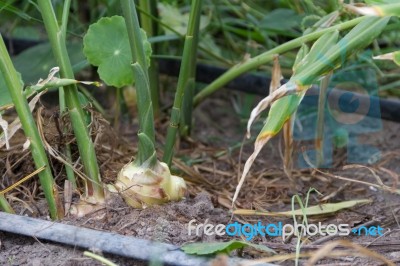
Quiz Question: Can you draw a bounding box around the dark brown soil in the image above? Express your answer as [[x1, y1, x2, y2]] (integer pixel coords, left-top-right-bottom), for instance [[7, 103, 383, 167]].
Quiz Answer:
[[1, 89, 400, 265]]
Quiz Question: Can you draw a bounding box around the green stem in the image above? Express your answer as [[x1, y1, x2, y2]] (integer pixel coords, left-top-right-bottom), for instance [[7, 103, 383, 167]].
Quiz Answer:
[[0, 34, 60, 219], [84, 251, 118, 266], [59, 86, 77, 189], [59, 0, 75, 187], [139, 0, 160, 117], [77, 85, 106, 117], [0, 195, 15, 214], [162, 0, 202, 166], [122, 0, 149, 79], [138, 0, 155, 35], [37, 0, 104, 201], [61, 0, 71, 37], [193, 16, 366, 105], [179, 0, 202, 138], [315, 73, 331, 167], [121, 0, 156, 166]]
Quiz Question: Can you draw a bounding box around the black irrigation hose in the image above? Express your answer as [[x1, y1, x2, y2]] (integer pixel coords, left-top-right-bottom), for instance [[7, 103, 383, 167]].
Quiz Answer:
[[0, 212, 275, 266], [158, 59, 400, 123]]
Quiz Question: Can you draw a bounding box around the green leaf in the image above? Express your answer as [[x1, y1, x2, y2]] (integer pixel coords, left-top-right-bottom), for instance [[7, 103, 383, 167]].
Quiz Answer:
[[0, 72, 13, 108], [348, 3, 400, 18], [83, 16, 152, 88], [259, 94, 304, 138], [1, 66, 99, 110], [11, 26, 41, 41], [260, 8, 302, 32], [382, 2, 400, 13], [365, 0, 398, 4], [333, 128, 349, 148], [234, 199, 373, 216], [393, 51, 400, 66], [13, 42, 85, 84], [0, 71, 23, 109], [293, 16, 389, 86], [293, 44, 309, 73], [200, 34, 222, 58], [303, 11, 339, 35], [181, 240, 275, 256], [235, 17, 389, 205], [373, 50, 400, 66], [157, 3, 210, 35], [295, 30, 339, 75]]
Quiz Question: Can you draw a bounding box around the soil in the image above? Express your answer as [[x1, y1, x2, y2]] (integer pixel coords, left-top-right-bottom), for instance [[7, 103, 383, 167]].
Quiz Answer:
[[1, 88, 400, 266]]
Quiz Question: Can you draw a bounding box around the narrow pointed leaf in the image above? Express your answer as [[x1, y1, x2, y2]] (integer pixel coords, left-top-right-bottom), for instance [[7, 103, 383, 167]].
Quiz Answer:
[[293, 17, 389, 86], [373, 51, 400, 66], [233, 199, 372, 216], [182, 240, 275, 255], [348, 3, 400, 16], [293, 44, 309, 74], [303, 11, 339, 35], [295, 30, 339, 75]]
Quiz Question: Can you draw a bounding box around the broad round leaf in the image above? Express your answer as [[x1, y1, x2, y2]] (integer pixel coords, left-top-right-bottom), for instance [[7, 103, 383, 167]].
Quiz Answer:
[[83, 16, 152, 88]]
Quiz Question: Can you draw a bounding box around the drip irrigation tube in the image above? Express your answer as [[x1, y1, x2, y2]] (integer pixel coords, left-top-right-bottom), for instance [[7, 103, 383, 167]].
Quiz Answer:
[[0, 212, 274, 266]]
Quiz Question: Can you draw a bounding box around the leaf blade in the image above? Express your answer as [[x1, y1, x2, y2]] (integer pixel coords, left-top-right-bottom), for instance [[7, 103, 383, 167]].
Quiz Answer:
[[181, 240, 275, 255]]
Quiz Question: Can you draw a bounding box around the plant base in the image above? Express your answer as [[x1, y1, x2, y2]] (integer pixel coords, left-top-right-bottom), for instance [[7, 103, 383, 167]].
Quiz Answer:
[[114, 160, 186, 208]]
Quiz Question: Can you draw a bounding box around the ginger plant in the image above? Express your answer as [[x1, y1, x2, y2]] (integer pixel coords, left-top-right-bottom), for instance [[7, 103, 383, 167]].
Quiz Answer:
[[37, 0, 105, 216], [115, 0, 203, 208], [233, 16, 390, 205], [83, 0, 202, 208], [0, 35, 62, 219]]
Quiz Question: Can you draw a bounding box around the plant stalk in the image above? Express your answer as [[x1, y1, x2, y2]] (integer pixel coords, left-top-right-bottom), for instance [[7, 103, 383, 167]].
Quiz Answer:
[[162, 0, 202, 166], [37, 0, 104, 201], [121, 0, 156, 166], [193, 16, 366, 105], [179, 0, 202, 137], [59, 84, 77, 189], [59, 0, 76, 188], [0, 34, 61, 219], [315, 73, 332, 167], [139, 0, 160, 117]]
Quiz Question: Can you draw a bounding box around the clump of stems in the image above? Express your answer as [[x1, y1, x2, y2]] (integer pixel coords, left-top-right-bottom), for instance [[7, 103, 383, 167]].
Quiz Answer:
[[37, 0, 105, 214], [114, 0, 188, 208], [178, 0, 202, 138], [163, 0, 203, 166], [0, 34, 62, 219], [138, 0, 160, 117]]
